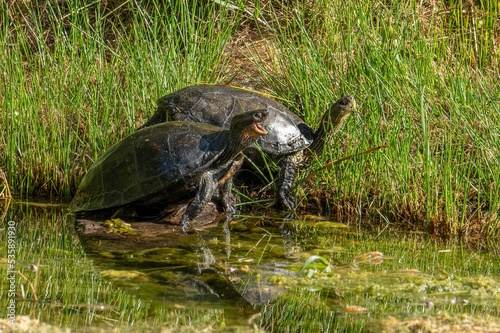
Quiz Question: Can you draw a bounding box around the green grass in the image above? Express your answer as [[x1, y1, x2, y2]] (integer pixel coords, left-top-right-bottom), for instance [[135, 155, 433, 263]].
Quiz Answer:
[[1, 0, 499, 236], [248, 0, 500, 236], [0, 0, 237, 197], [0, 202, 151, 329]]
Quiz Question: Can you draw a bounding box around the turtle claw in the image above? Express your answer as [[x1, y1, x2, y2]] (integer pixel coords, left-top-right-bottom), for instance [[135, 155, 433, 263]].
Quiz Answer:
[[283, 210, 297, 220], [180, 215, 194, 234], [278, 190, 298, 220], [225, 204, 236, 223]]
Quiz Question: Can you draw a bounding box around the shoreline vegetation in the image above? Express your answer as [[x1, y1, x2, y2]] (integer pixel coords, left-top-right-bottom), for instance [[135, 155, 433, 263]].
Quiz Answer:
[[1, 0, 499, 237]]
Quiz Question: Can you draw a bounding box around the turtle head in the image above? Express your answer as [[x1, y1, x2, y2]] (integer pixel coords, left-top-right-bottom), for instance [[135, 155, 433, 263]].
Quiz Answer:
[[230, 109, 269, 140], [328, 95, 356, 123], [310, 95, 356, 154], [221, 110, 268, 163]]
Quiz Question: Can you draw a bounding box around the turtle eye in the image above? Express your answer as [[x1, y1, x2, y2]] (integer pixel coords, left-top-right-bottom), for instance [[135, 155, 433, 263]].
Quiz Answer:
[[253, 112, 263, 120], [339, 98, 349, 106]]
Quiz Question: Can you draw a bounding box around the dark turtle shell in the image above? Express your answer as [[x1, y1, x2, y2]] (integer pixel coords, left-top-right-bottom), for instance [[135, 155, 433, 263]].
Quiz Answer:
[[142, 85, 316, 155], [140, 85, 355, 212], [70, 122, 238, 214]]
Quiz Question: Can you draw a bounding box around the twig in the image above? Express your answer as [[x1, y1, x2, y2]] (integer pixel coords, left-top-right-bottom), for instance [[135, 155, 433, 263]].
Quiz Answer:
[[17, 271, 38, 303], [305, 145, 389, 182], [0, 169, 11, 199]]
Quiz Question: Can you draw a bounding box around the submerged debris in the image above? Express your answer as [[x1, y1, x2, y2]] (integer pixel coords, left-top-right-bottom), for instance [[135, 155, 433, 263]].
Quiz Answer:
[[345, 305, 369, 313]]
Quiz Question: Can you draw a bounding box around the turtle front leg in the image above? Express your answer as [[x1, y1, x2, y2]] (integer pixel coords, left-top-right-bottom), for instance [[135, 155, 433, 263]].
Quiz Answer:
[[181, 171, 218, 231], [277, 152, 301, 213], [218, 153, 244, 222]]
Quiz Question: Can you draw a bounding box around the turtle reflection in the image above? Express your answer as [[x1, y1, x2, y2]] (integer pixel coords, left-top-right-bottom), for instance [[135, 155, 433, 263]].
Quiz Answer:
[[75, 212, 296, 312]]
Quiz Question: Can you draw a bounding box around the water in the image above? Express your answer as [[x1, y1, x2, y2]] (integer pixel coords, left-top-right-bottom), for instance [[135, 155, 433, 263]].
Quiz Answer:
[[1, 198, 500, 332]]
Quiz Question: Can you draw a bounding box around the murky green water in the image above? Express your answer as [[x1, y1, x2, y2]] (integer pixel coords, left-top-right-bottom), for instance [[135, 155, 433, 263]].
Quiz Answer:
[[1, 198, 499, 332]]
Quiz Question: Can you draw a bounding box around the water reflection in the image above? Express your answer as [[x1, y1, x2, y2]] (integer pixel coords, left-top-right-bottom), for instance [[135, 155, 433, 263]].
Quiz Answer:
[[75, 215, 295, 314], [0, 197, 10, 221], [1, 199, 299, 329], [5, 198, 500, 332]]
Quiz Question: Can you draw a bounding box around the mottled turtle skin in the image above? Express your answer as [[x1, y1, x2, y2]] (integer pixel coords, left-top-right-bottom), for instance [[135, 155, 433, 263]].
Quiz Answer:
[[139, 85, 356, 211], [70, 111, 269, 228]]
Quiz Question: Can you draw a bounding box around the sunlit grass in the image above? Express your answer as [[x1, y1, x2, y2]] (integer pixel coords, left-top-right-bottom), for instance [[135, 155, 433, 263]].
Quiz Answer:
[[0, 0, 237, 197], [1, 0, 499, 238], [247, 0, 500, 236]]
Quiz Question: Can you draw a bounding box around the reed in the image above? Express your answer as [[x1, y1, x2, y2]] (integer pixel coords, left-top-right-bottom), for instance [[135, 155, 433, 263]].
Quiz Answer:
[[1, 0, 499, 236], [0, 0, 237, 197], [248, 0, 500, 236]]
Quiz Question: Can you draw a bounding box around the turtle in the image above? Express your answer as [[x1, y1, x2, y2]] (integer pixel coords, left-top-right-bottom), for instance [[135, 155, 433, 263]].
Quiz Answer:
[[138, 85, 356, 211], [70, 110, 269, 228]]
